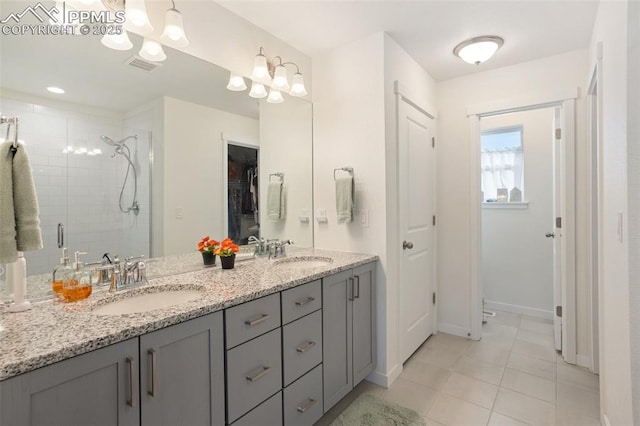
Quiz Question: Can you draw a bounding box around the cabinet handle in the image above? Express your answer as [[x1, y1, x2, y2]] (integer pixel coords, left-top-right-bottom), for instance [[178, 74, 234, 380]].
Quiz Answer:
[[354, 275, 360, 299], [296, 340, 317, 353], [295, 296, 315, 307], [246, 366, 272, 382], [244, 313, 270, 326], [148, 349, 157, 398], [348, 277, 354, 301], [126, 356, 136, 408], [297, 398, 317, 413]]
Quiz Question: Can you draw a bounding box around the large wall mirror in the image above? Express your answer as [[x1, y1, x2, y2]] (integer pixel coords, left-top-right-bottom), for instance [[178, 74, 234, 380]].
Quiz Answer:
[[0, 9, 314, 292]]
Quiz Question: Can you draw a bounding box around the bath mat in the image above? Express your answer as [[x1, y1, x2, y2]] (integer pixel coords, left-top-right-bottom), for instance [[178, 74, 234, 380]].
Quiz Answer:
[[329, 393, 426, 426]]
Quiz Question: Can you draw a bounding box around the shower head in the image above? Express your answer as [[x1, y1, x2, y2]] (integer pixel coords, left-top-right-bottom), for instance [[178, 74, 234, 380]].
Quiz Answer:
[[100, 135, 119, 146]]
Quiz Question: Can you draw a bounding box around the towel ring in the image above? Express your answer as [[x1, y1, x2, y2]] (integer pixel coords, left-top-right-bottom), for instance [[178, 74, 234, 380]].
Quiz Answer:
[[269, 172, 284, 182], [0, 116, 19, 151], [333, 166, 354, 180]]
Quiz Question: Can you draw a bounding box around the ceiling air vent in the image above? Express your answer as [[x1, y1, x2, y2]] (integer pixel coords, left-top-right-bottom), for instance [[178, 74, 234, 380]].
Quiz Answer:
[[123, 56, 162, 72]]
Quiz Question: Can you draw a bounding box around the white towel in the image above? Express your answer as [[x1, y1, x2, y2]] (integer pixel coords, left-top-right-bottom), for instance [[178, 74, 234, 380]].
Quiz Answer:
[[336, 176, 354, 224], [267, 182, 283, 222], [0, 142, 43, 264]]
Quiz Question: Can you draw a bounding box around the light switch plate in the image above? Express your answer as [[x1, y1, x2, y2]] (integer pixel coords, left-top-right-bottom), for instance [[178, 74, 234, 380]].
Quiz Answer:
[[360, 210, 369, 227], [175, 207, 184, 219], [316, 209, 328, 223]]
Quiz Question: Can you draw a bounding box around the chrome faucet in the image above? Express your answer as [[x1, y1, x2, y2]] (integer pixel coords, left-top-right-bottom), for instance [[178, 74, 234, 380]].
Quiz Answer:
[[95, 254, 147, 292], [249, 236, 269, 257], [268, 239, 293, 259]]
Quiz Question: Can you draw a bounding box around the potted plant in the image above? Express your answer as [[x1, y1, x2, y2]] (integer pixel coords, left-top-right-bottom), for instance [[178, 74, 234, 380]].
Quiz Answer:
[[198, 236, 219, 266], [215, 237, 240, 269]]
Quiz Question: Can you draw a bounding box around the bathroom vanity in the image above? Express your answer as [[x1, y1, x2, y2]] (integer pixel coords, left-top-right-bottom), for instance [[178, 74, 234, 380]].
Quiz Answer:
[[0, 248, 377, 425]]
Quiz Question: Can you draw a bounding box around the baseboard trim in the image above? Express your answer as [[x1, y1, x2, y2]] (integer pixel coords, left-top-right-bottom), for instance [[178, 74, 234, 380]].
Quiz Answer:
[[576, 354, 591, 369], [484, 300, 554, 320], [366, 363, 402, 389], [437, 322, 472, 339]]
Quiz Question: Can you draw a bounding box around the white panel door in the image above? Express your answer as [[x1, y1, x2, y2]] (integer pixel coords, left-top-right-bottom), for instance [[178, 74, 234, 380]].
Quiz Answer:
[[553, 108, 563, 352], [398, 98, 435, 363]]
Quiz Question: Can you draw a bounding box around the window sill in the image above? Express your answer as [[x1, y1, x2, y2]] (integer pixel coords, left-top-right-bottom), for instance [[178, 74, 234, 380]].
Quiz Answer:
[[482, 201, 529, 210]]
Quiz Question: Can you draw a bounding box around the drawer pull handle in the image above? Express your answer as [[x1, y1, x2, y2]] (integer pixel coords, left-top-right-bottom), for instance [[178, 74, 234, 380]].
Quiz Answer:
[[126, 356, 136, 407], [245, 313, 270, 326], [246, 366, 272, 382], [295, 296, 315, 307], [148, 349, 157, 397], [297, 398, 317, 413], [296, 340, 317, 353]]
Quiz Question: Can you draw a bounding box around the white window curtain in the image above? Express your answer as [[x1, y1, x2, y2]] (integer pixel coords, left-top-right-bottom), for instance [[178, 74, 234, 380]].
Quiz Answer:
[[481, 147, 523, 201]]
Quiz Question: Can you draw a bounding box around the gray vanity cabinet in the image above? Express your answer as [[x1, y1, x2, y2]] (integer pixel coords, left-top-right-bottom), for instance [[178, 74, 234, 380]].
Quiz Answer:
[[322, 262, 376, 412], [139, 311, 225, 426], [0, 338, 139, 426]]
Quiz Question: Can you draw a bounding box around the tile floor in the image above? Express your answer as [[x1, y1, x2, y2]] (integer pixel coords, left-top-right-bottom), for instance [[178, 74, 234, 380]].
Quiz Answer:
[[316, 311, 600, 426]]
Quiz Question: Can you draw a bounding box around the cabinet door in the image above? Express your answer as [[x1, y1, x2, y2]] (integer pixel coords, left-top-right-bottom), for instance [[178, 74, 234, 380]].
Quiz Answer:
[[352, 262, 377, 385], [0, 338, 139, 426], [140, 311, 225, 426], [322, 269, 353, 412]]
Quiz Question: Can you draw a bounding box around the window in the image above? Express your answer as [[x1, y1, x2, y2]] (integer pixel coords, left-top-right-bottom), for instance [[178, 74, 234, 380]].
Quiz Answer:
[[481, 126, 523, 202]]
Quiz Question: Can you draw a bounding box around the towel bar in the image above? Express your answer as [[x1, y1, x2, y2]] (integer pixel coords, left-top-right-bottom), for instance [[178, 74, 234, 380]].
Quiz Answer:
[[0, 116, 19, 150], [269, 172, 285, 182], [333, 166, 354, 180]]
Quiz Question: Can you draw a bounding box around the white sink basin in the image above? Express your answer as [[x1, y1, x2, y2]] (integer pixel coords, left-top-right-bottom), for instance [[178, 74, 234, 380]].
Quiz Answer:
[[93, 289, 203, 316], [273, 256, 333, 270]]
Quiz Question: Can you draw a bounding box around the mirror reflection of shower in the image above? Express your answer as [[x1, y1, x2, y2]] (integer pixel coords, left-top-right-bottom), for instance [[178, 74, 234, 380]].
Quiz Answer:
[[100, 135, 140, 216]]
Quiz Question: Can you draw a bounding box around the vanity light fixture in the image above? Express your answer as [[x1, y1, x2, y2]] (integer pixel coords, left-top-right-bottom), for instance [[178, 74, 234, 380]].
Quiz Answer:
[[453, 35, 504, 65], [101, 31, 133, 50], [123, 0, 153, 35], [230, 47, 308, 102], [160, 0, 189, 48]]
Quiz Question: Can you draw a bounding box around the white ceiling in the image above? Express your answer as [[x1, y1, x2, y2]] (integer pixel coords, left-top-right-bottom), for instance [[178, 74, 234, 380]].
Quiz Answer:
[[217, 0, 600, 81]]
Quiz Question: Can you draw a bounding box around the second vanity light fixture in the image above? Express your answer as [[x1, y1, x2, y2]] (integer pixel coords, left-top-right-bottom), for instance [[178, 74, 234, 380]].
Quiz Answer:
[[453, 35, 504, 65], [101, 0, 189, 62], [227, 47, 308, 103]]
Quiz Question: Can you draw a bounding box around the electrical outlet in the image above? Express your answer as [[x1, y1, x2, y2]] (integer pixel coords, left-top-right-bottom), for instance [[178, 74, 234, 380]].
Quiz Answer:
[[175, 207, 184, 219]]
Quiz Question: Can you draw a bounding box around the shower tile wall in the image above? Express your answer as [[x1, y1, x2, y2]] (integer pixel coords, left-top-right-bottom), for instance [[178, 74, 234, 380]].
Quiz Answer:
[[0, 97, 151, 275]]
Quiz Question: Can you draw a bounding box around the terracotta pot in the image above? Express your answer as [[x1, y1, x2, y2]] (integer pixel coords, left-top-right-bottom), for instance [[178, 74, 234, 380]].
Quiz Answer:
[[201, 251, 216, 266], [220, 254, 236, 269]]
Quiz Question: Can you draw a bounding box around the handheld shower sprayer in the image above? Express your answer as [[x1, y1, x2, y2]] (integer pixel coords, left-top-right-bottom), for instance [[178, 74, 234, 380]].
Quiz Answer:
[[100, 134, 140, 216]]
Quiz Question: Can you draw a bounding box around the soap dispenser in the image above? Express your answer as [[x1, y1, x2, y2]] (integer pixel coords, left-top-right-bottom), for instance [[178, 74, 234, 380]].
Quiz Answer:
[[51, 248, 73, 298], [62, 251, 93, 302]]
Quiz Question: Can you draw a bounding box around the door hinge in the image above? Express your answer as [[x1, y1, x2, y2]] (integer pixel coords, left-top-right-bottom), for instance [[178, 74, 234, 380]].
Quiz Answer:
[[432, 137, 435, 148], [556, 217, 562, 229], [433, 292, 436, 304], [555, 128, 562, 139], [432, 215, 436, 226], [556, 305, 563, 317]]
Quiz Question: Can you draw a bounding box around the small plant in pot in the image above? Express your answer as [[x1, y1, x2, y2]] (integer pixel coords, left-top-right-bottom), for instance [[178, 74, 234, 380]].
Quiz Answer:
[[215, 238, 240, 269], [198, 236, 219, 266]]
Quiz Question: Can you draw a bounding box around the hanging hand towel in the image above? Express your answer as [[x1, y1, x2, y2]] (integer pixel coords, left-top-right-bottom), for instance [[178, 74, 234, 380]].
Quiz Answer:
[[267, 182, 283, 222], [335, 176, 354, 224], [279, 185, 287, 221], [0, 142, 43, 264]]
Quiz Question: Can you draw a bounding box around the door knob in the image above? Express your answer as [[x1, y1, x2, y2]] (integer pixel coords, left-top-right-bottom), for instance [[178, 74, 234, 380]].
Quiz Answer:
[[545, 232, 555, 239], [402, 241, 414, 250]]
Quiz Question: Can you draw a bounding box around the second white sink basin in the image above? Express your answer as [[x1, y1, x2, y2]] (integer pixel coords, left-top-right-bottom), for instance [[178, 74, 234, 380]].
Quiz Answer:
[[93, 289, 203, 316], [273, 256, 333, 270]]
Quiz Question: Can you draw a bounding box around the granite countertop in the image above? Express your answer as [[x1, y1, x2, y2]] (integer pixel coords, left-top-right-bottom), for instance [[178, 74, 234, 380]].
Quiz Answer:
[[0, 248, 377, 381]]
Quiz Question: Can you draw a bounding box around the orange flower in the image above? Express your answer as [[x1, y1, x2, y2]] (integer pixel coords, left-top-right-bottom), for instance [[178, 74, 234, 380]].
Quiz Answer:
[[216, 237, 239, 256], [198, 236, 220, 253]]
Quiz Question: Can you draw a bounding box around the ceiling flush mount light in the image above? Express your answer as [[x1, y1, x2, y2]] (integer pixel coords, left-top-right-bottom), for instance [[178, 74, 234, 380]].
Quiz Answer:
[[139, 38, 166, 62], [160, 0, 189, 48], [47, 86, 65, 94], [230, 46, 307, 103], [453, 35, 504, 65]]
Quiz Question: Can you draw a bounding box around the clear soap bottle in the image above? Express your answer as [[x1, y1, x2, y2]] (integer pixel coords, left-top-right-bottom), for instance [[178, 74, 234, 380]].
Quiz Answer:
[[51, 248, 72, 298], [62, 251, 93, 302]]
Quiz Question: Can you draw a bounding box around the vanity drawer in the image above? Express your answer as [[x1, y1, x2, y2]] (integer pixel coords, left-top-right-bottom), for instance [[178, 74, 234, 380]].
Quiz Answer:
[[226, 328, 282, 423], [231, 391, 282, 426], [225, 293, 281, 349], [283, 365, 323, 426], [281, 280, 321, 325], [282, 310, 322, 386]]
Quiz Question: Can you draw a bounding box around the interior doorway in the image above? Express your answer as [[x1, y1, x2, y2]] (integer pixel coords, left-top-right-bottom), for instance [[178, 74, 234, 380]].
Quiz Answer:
[[226, 142, 259, 245]]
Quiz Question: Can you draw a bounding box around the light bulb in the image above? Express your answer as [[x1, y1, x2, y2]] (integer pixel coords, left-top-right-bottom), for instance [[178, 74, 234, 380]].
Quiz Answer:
[[271, 65, 290, 92], [251, 53, 271, 84], [249, 81, 267, 98], [101, 31, 133, 51], [125, 0, 153, 35], [161, 8, 189, 48], [226, 72, 247, 91], [139, 38, 166, 62], [289, 73, 307, 97], [267, 89, 284, 104]]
